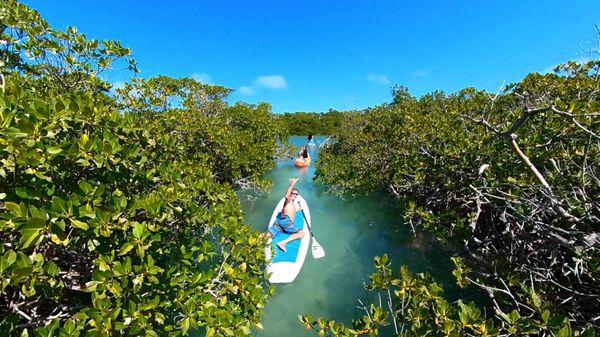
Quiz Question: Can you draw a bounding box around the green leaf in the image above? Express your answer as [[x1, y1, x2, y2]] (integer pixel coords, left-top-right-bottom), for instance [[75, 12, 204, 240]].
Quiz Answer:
[[63, 319, 77, 334], [2, 127, 28, 138], [5, 250, 17, 266], [0, 250, 17, 274], [81, 281, 100, 292], [530, 290, 541, 309], [541, 310, 550, 324], [118, 242, 134, 256], [79, 181, 93, 194], [19, 218, 46, 248], [556, 324, 571, 337], [47, 147, 63, 155], [181, 318, 190, 335], [79, 203, 95, 219], [508, 310, 520, 323], [4, 202, 21, 213], [76, 158, 90, 167], [29, 205, 45, 220], [70, 219, 89, 230], [44, 261, 59, 277], [51, 196, 67, 214], [132, 223, 144, 239], [145, 330, 158, 337], [221, 327, 234, 336], [15, 188, 33, 200]]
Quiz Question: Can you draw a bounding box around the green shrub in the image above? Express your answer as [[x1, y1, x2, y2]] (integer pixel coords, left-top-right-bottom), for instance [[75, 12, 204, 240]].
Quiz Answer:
[[300, 256, 596, 337], [0, 1, 286, 336], [0, 75, 276, 337], [116, 76, 287, 188], [0, 0, 137, 94], [276, 110, 349, 136], [315, 64, 600, 328]]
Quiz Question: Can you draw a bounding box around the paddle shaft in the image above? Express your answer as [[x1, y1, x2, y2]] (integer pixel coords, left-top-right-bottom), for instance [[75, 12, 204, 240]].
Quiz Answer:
[[298, 202, 315, 238], [296, 196, 325, 259]]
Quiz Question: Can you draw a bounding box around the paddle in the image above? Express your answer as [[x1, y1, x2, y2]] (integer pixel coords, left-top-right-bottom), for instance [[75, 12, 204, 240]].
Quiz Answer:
[[298, 201, 325, 259]]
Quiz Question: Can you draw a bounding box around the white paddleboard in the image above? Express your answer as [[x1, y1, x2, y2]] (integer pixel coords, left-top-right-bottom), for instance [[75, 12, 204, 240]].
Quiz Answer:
[[265, 195, 311, 283]]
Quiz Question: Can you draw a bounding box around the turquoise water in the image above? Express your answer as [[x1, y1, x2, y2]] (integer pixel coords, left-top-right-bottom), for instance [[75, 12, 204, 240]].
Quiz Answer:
[[239, 136, 478, 337]]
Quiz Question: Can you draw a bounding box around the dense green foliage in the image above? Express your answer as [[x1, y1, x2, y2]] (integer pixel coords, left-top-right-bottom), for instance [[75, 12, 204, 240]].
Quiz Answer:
[[0, 0, 136, 93], [115, 76, 286, 188], [115, 76, 231, 116], [300, 255, 596, 337], [315, 65, 599, 333], [4, 1, 599, 336], [0, 2, 282, 336], [276, 110, 349, 136]]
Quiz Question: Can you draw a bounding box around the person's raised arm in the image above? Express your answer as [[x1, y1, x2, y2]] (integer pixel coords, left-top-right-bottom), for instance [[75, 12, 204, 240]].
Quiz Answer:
[[285, 177, 299, 199]]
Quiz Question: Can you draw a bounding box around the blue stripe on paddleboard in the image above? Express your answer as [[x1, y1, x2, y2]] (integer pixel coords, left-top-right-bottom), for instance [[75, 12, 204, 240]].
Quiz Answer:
[[272, 211, 305, 263]]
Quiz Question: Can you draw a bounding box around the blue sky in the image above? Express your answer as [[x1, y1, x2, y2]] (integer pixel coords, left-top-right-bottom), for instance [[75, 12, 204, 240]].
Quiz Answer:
[[23, 0, 600, 113]]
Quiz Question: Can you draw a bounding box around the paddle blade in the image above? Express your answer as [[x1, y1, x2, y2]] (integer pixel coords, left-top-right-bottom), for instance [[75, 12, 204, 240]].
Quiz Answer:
[[311, 239, 325, 259]]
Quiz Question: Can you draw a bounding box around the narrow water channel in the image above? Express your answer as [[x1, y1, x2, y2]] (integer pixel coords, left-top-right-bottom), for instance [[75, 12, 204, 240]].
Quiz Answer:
[[238, 136, 477, 337]]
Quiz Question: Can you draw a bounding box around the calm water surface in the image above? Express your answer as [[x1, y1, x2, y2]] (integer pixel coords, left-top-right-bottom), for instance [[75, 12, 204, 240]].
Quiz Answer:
[[238, 136, 478, 337]]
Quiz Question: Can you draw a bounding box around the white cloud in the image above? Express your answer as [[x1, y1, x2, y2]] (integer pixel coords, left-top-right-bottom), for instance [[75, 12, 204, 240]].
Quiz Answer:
[[366, 74, 390, 85], [236, 74, 288, 95], [238, 86, 255, 95], [255, 75, 287, 89], [191, 72, 212, 84], [410, 68, 431, 78]]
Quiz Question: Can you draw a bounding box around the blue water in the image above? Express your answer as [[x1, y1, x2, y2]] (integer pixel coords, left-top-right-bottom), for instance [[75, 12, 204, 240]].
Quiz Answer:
[[238, 136, 481, 337]]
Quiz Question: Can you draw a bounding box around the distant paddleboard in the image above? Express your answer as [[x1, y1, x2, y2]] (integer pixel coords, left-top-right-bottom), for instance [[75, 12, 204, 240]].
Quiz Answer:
[[265, 195, 311, 283]]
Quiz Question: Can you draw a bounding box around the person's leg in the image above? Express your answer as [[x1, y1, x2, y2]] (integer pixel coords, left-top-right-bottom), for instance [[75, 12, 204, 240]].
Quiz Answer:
[[261, 222, 282, 241], [276, 231, 305, 252]]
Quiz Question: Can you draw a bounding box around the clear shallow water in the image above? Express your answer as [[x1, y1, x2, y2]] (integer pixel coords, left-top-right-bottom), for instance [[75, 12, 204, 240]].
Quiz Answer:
[[239, 136, 480, 337]]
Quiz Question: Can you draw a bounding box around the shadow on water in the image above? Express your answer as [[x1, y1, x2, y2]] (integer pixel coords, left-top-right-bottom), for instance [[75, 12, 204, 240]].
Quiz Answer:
[[238, 136, 486, 337]]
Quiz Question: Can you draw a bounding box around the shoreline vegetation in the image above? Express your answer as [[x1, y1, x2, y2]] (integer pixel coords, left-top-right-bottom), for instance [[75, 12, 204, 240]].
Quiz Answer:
[[1, 1, 283, 336], [1, 1, 598, 336], [301, 68, 599, 335], [275, 111, 347, 136]]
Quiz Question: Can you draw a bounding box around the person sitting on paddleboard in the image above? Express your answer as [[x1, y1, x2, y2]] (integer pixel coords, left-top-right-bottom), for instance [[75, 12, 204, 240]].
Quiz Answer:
[[296, 147, 309, 163], [266, 177, 305, 252]]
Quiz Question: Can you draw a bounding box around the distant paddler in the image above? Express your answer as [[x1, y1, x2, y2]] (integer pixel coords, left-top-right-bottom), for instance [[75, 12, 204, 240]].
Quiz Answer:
[[294, 147, 311, 167]]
